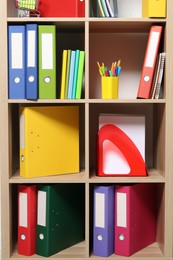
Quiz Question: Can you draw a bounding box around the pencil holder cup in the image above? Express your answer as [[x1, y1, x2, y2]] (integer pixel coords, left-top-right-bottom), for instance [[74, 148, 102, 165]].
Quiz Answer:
[[101, 76, 119, 99]]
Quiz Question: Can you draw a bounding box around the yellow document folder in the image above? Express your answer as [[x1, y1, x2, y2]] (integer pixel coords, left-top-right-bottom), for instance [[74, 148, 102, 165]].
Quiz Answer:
[[142, 0, 166, 18], [20, 106, 79, 178]]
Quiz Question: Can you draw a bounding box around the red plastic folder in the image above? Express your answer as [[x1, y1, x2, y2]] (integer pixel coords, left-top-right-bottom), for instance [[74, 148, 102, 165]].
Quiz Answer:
[[137, 26, 163, 99], [114, 183, 156, 256], [38, 0, 85, 17], [18, 185, 37, 256], [97, 124, 147, 177]]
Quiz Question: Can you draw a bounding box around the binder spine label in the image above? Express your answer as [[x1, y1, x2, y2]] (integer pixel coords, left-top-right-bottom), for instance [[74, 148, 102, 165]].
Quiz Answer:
[[19, 192, 28, 227], [145, 31, 160, 67], [27, 30, 36, 67], [41, 34, 53, 69], [12, 33, 23, 69], [117, 192, 127, 227], [37, 191, 47, 226], [95, 192, 105, 228]]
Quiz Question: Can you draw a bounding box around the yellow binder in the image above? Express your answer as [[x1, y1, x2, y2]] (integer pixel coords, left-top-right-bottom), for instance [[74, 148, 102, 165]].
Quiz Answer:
[[20, 106, 79, 178], [142, 0, 166, 18]]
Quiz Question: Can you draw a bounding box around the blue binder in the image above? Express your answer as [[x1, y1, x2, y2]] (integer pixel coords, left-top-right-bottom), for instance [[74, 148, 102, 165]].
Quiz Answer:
[[26, 24, 38, 100], [67, 50, 76, 99], [8, 25, 25, 99]]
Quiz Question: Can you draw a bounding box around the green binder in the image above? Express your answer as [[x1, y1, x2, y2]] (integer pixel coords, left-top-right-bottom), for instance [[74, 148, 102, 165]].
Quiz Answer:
[[38, 25, 56, 99], [36, 184, 85, 257]]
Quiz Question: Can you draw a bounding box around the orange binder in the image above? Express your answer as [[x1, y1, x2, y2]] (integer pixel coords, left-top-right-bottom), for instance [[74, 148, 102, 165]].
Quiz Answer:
[[38, 0, 85, 17], [137, 26, 163, 99], [18, 185, 37, 256]]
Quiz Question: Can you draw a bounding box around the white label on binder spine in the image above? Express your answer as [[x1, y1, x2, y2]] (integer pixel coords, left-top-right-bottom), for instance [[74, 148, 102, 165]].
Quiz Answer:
[[27, 30, 36, 67], [42, 33, 53, 69], [117, 192, 127, 227], [11, 33, 23, 69], [145, 31, 160, 68], [19, 192, 28, 227], [37, 191, 47, 226], [95, 193, 105, 228]]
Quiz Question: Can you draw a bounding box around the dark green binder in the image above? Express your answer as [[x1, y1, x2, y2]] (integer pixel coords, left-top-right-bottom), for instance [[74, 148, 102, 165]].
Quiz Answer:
[[36, 184, 85, 257]]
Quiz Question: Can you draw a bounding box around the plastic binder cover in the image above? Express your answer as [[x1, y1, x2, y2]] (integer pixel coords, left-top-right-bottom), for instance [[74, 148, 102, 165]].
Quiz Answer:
[[20, 106, 79, 177]]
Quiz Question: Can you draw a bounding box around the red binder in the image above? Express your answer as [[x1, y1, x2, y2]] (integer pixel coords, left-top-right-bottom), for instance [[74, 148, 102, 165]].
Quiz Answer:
[[114, 183, 156, 256], [137, 26, 162, 99], [18, 185, 37, 256], [38, 0, 85, 17]]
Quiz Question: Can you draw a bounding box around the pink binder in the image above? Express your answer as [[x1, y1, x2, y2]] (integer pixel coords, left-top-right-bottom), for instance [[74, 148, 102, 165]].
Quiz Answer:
[[114, 183, 156, 256]]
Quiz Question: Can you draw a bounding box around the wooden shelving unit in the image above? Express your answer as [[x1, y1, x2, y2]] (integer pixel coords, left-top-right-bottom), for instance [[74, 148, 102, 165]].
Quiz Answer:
[[1, 0, 173, 259]]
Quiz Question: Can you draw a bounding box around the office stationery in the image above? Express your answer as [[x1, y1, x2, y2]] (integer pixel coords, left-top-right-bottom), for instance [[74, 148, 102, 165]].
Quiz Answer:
[[97, 60, 121, 77], [114, 183, 156, 256], [76, 51, 85, 99], [93, 185, 115, 257], [100, 0, 110, 17], [20, 106, 79, 177], [38, 0, 85, 17], [36, 183, 85, 257], [18, 184, 37, 256], [72, 49, 80, 99], [26, 24, 38, 100], [67, 50, 76, 99], [65, 49, 71, 98], [97, 114, 147, 176], [60, 50, 68, 99], [38, 25, 56, 99], [142, 0, 166, 18], [101, 76, 118, 99], [8, 25, 25, 99], [153, 52, 165, 99], [137, 26, 163, 99], [96, 0, 118, 17], [97, 0, 105, 17]]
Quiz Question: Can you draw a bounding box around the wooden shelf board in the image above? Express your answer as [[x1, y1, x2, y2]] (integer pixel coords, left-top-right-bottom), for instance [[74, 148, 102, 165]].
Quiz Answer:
[[8, 99, 86, 104], [9, 169, 88, 183], [89, 169, 165, 183], [88, 99, 166, 104], [11, 241, 86, 259], [90, 242, 163, 259], [7, 99, 166, 104]]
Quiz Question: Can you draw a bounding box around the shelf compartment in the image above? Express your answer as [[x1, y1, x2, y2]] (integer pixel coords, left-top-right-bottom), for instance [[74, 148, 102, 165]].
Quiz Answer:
[[89, 103, 165, 179], [9, 183, 87, 258], [8, 103, 86, 180], [89, 22, 166, 100], [89, 183, 165, 258], [7, 21, 85, 100]]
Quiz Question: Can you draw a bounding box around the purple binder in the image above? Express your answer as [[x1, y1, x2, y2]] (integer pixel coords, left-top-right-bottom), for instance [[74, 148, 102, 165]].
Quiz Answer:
[[93, 185, 115, 257]]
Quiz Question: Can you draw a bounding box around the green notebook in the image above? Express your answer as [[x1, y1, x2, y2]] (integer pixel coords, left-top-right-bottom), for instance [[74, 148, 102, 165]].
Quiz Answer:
[[36, 184, 85, 257], [76, 51, 85, 99]]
